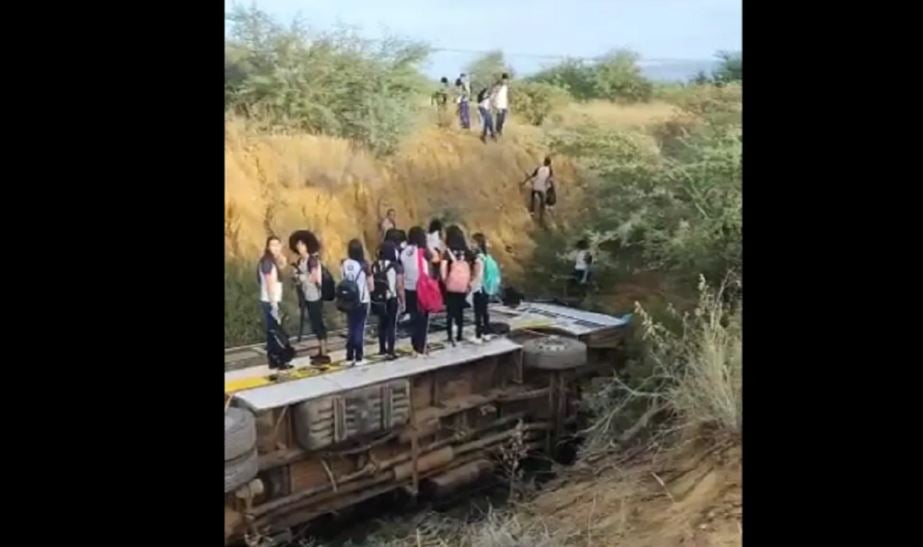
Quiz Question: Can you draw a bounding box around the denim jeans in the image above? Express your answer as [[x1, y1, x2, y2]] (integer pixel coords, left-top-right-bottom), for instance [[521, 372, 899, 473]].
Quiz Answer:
[[479, 106, 495, 139], [496, 108, 508, 135], [260, 301, 280, 349], [346, 303, 369, 361], [459, 100, 471, 129]]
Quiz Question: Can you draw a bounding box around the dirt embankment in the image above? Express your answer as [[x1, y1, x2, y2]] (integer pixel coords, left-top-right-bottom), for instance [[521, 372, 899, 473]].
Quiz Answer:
[[225, 120, 586, 284], [504, 440, 741, 547]]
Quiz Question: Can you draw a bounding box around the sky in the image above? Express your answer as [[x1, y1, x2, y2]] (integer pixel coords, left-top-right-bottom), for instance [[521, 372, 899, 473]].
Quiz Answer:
[[225, 0, 741, 81]]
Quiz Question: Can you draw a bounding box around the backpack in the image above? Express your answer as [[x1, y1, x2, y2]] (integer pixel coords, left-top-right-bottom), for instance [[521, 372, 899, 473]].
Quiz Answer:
[[416, 248, 444, 313], [482, 253, 502, 296], [371, 260, 395, 307], [335, 264, 362, 313], [545, 184, 557, 206], [477, 88, 489, 103], [445, 251, 472, 293], [267, 319, 295, 369], [320, 266, 335, 301]]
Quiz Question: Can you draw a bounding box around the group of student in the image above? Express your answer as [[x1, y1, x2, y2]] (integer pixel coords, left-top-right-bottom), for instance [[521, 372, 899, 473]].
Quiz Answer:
[[256, 214, 503, 370], [434, 72, 510, 143]]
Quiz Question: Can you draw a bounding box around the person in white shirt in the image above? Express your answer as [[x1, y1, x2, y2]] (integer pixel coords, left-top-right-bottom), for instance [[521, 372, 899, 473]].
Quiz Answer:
[[455, 74, 471, 130], [258, 236, 290, 368], [573, 238, 593, 285], [491, 73, 510, 136], [371, 241, 405, 359], [522, 156, 554, 221], [401, 226, 434, 356], [341, 239, 375, 366]]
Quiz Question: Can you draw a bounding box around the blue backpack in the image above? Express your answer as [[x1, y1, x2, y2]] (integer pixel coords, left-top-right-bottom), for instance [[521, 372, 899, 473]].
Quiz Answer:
[[482, 254, 502, 296]]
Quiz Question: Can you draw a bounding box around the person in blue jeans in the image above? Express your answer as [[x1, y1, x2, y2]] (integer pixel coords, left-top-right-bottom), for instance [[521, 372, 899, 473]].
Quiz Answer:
[[341, 239, 374, 366], [477, 87, 495, 143]]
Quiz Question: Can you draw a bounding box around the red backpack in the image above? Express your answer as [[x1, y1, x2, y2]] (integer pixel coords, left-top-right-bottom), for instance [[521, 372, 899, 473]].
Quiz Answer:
[[415, 248, 444, 313]]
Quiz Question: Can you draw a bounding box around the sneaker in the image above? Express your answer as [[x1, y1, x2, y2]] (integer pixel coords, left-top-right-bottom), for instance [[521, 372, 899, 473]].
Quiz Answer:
[[355, 359, 368, 367], [468, 336, 482, 344], [483, 334, 494, 342], [386, 353, 399, 361]]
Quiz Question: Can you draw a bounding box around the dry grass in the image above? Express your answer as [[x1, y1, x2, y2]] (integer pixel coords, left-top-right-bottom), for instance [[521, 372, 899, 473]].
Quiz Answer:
[[550, 100, 679, 131], [636, 275, 742, 437]]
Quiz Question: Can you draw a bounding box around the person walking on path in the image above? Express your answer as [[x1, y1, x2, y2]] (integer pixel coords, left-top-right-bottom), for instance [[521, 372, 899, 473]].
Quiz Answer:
[[456, 75, 471, 130], [477, 86, 496, 143], [492, 73, 510, 136]]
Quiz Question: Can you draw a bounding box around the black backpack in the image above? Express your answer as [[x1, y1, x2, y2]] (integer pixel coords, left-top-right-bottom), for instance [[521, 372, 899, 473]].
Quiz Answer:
[[545, 184, 557, 206], [321, 265, 335, 301], [477, 88, 489, 103], [371, 261, 395, 308], [335, 265, 362, 313], [267, 320, 295, 369]]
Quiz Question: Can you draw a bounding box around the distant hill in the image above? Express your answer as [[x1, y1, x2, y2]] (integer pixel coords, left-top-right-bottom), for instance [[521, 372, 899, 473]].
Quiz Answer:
[[639, 58, 721, 82]]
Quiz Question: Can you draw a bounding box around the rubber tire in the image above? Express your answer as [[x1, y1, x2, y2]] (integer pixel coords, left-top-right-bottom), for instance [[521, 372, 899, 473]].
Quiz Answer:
[[487, 321, 511, 335], [225, 448, 259, 494], [522, 335, 588, 370], [225, 407, 257, 461]]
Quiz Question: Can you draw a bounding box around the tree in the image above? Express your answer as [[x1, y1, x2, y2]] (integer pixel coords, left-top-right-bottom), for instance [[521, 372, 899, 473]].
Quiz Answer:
[[592, 49, 653, 103], [712, 51, 742, 84], [224, 6, 430, 155], [465, 51, 513, 94]]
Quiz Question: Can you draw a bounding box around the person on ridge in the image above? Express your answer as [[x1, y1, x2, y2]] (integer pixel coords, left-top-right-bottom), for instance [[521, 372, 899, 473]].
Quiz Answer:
[[477, 86, 496, 143], [455, 75, 471, 130], [491, 73, 510, 137]]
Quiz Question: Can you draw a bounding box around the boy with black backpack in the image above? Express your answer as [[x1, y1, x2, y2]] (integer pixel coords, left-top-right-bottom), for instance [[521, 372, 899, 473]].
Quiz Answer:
[[338, 239, 375, 367], [371, 241, 404, 359]]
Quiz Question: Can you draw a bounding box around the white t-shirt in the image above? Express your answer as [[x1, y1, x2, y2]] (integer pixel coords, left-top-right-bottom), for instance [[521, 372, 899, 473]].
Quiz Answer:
[[531, 165, 552, 192], [470, 253, 485, 293], [341, 259, 370, 304], [574, 250, 592, 271], [401, 245, 421, 288], [259, 257, 283, 304], [426, 232, 443, 256], [493, 84, 509, 110]]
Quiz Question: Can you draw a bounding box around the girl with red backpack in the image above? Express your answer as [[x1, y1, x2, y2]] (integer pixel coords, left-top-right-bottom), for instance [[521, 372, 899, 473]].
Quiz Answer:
[[401, 226, 438, 356], [440, 225, 474, 347]]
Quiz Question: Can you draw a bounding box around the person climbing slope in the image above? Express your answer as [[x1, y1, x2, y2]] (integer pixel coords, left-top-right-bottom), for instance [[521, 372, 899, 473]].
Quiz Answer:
[[522, 156, 554, 222]]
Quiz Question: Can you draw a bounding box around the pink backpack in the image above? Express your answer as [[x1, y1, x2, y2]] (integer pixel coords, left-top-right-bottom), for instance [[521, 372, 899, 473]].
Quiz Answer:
[[415, 248, 444, 313], [445, 251, 471, 293]]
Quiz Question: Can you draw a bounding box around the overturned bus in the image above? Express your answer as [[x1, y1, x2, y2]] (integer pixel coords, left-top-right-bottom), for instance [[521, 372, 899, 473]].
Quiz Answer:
[[224, 302, 630, 545]]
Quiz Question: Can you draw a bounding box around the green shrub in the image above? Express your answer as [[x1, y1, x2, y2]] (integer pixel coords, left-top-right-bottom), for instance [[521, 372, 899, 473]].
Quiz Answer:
[[530, 49, 654, 103], [225, 6, 430, 155], [510, 81, 571, 126]]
